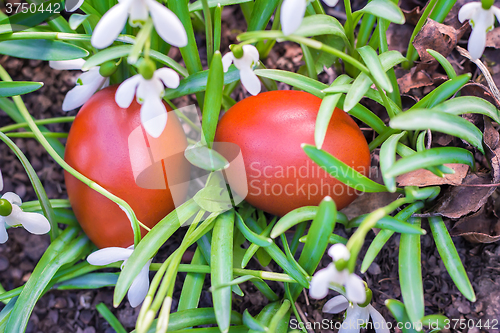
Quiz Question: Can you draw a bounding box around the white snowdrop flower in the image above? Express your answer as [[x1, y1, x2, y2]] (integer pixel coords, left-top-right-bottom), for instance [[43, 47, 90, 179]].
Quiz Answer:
[[281, 0, 339, 35], [91, 0, 188, 49], [323, 295, 390, 333], [87, 246, 152, 308], [49, 59, 109, 111], [222, 45, 261, 96], [115, 67, 180, 138], [0, 180, 51, 244], [309, 243, 366, 304], [459, 1, 500, 60], [65, 0, 84, 12]]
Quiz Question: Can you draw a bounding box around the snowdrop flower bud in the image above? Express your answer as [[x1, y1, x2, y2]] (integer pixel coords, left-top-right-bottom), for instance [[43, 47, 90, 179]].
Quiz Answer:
[[309, 243, 366, 304], [49, 59, 109, 111], [458, 1, 500, 60], [281, 0, 339, 36], [323, 295, 390, 333], [115, 66, 180, 138], [91, 0, 188, 50], [0, 174, 51, 244], [222, 44, 261, 96], [65, 0, 84, 12], [87, 246, 152, 308]]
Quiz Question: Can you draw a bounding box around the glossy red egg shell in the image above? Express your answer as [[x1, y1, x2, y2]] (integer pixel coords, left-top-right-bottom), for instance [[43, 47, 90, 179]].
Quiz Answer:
[[64, 85, 189, 248], [214, 90, 371, 216]]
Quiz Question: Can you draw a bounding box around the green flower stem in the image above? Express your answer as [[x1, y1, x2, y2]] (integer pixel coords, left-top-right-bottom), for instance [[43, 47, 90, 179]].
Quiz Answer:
[[6, 132, 68, 139], [154, 212, 207, 333], [167, 0, 205, 110], [0, 65, 143, 247], [0, 117, 75, 133], [312, 0, 326, 14], [238, 33, 369, 74], [202, 0, 214, 65], [128, 18, 154, 65], [343, 0, 355, 49], [372, 74, 396, 119], [96, 303, 127, 333], [378, 18, 402, 109], [405, 0, 438, 68], [346, 197, 410, 272], [0, 32, 135, 44]]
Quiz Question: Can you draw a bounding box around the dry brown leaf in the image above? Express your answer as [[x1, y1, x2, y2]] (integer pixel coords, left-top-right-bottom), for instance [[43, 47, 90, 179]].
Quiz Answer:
[[396, 164, 469, 187], [451, 206, 500, 243], [413, 19, 462, 62]]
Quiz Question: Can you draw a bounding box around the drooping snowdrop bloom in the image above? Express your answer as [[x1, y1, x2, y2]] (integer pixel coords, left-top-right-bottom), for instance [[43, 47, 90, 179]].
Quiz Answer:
[[281, 0, 339, 35], [87, 246, 152, 308], [49, 59, 109, 111], [222, 45, 261, 96], [309, 243, 366, 304], [65, 0, 84, 12], [91, 0, 188, 49], [323, 295, 389, 333], [115, 66, 180, 138], [0, 173, 51, 243], [459, 1, 500, 60]]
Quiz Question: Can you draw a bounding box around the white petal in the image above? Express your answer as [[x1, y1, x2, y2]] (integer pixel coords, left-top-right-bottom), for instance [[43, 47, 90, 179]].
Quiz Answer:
[[468, 21, 488, 60], [66, 0, 85, 12], [322, 0, 339, 7], [309, 264, 336, 299], [222, 52, 235, 72], [345, 274, 366, 304], [62, 72, 105, 111], [242, 44, 260, 65], [101, 77, 110, 90], [0, 222, 8, 244], [323, 295, 349, 314], [17, 210, 51, 235], [127, 260, 151, 307], [239, 67, 261, 96], [368, 305, 390, 333], [91, 0, 133, 49], [2, 192, 22, 206], [340, 306, 362, 333], [491, 6, 500, 24], [458, 2, 481, 23], [280, 0, 307, 36], [154, 68, 180, 89], [0, 169, 3, 191], [328, 243, 350, 261], [128, 0, 149, 25], [140, 96, 168, 138], [49, 59, 85, 70], [4, 205, 50, 235], [87, 247, 133, 266], [146, 0, 188, 47], [115, 75, 141, 108], [136, 77, 163, 102]]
